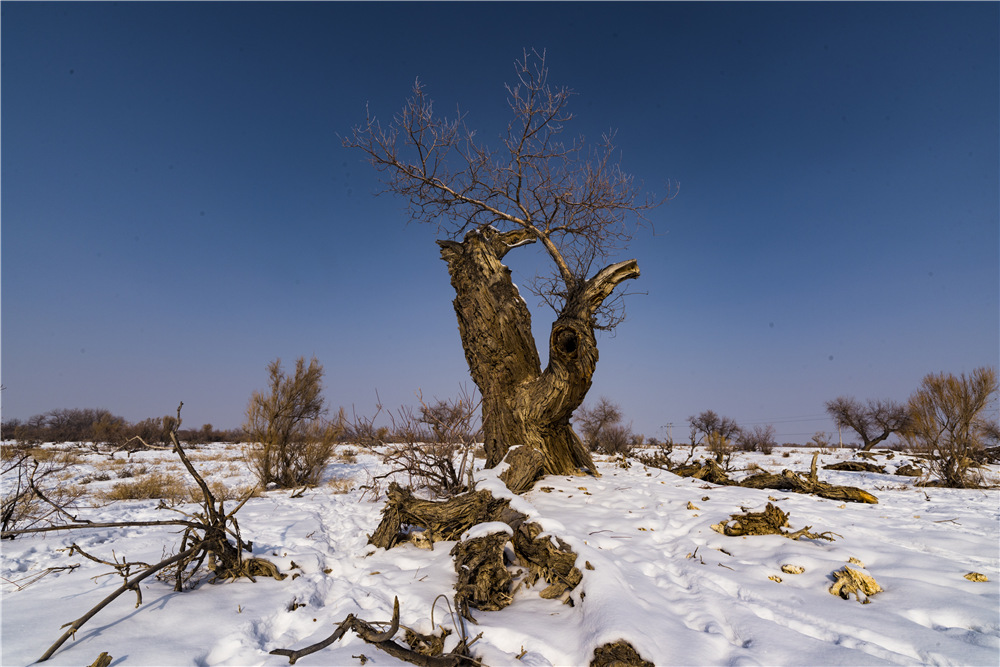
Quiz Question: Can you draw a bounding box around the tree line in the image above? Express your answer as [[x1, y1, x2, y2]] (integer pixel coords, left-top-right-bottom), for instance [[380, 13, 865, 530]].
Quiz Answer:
[[1, 408, 243, 447]]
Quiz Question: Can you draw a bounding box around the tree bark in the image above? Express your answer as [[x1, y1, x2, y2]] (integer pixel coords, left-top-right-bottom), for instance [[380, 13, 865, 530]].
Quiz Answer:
[[438, 227, 638, 478]]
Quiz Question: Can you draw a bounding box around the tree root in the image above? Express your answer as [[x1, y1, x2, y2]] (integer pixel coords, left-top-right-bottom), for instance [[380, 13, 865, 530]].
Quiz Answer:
[[369, 482, 583, 615], [369, 482, 512, 550]]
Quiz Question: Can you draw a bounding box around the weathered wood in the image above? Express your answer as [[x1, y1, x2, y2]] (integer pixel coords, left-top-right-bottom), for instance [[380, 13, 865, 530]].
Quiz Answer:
[[669, 457, 878, 504], [87, 652, 113, 667], [823, 461, 886, 473], [451, 532, 513, 614], [499, 446, 547, 494], [670, 458, 733, 486], [270, 597, 474, 666], [511, 521, 582, 601], [368, 482, 584, 607], [368, 483, 512, 550], [740, 470, 879, 504], [711, 503, 839, 542]]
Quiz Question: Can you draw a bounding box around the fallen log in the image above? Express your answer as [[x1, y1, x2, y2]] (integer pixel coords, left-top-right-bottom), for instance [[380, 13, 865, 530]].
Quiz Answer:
[[669, 455, 878, 504], [739, 470, 878, 504], [823, 461, 886, 473], [369, 483, 512, 550]]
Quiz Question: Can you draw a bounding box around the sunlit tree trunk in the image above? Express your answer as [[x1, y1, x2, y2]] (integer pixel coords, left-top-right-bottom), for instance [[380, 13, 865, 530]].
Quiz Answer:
[[438, 227, 638, 476]]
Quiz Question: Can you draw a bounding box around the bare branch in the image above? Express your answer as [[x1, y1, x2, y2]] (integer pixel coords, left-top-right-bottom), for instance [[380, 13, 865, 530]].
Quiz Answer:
[[345, 49, 667, 328]]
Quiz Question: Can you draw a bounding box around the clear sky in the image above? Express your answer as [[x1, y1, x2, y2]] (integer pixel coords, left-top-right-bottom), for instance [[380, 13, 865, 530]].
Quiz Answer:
[[2, 2, 998, 444]]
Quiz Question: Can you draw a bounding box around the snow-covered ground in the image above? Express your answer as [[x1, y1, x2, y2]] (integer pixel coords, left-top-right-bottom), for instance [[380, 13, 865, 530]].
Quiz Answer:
[[2, 443, 998, 666]]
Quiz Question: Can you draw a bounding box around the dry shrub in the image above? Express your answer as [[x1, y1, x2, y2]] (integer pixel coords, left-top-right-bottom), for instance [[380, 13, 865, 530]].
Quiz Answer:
[[706, 431, 735, 469], [193, 481, 260, 502], [328, 477, 354, 494], [356, 387, 481, 498], [243, 357, 342, 488], [23, 448, 83, 466], [737, 424, 776, 454], [904, 367, 998, 488], [2, 451, 86, 534], [336, 447, 358, 464]]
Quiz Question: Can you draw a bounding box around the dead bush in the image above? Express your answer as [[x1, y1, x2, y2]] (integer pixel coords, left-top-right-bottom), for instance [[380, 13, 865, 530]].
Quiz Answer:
[[737, 424, 776, 454], [358, 387, 481, 498], [576, 397, 639, 455], [2, 451, 85, 536], [635, 439, 673, 470]]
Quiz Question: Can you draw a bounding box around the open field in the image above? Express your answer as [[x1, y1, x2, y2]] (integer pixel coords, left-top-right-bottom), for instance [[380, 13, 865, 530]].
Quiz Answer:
[[2, 442, 998, 666]]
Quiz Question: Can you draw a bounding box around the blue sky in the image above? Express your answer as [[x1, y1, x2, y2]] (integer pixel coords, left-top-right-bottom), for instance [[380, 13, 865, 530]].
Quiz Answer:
[[2, 2, 997, 444]]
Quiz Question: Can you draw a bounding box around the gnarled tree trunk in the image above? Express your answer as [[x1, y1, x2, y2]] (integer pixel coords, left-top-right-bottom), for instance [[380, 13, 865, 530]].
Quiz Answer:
[[438, 227, 638, 477]]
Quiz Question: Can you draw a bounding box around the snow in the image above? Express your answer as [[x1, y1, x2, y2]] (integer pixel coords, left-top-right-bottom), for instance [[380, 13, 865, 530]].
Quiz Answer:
[[2, 443, 998, 666]]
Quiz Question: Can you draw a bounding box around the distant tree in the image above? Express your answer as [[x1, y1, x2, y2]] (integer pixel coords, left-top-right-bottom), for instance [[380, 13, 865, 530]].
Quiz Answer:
[[346, 49, 666, 479], [575, 397, 624, 451], [243, 357, 341, 488], [688, 410, 741, 446], [809, 431, 832, 449], [903, 367, 998, 487], [825, 396, 911, 451], [737, 424, 776, 454], [92, 412, 128, 447]]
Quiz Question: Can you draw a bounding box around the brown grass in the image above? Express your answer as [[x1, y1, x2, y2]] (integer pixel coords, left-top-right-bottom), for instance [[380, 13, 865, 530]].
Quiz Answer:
[[327, 477, 354, 494], [98, 473, 188, 501], [195, 480, 262, 502]]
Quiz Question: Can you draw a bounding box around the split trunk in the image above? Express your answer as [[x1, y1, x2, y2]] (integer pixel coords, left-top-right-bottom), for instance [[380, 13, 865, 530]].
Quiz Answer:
[[438, 227, 638, 478]]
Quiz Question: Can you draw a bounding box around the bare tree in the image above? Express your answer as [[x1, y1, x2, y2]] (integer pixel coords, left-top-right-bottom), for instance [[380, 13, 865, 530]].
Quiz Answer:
[[825, 396, 911, 451], [347, 50, 667, 477], [243, 357, 341, 488], [737, 424, 776, 454], [687, 410, 741, 445], [903, 367, 998, 487], [574, 397, 624, 451]]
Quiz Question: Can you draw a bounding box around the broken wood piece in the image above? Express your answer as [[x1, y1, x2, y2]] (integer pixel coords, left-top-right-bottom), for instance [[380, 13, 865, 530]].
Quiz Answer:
[[87, 653, 112, 667], [270, 597, 473, 666], [829, 566, 882, 603], [711, 503, 838, 542], [451, 532, 513, 614]]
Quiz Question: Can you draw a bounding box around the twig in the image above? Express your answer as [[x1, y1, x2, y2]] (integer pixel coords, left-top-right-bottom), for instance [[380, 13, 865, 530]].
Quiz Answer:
[[2, 518, 201, 539], [38, 541, 206, 662]]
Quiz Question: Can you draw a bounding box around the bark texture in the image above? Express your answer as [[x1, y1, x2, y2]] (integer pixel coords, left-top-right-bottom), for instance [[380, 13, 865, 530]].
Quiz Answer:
[[438, 228, 637, 477]]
